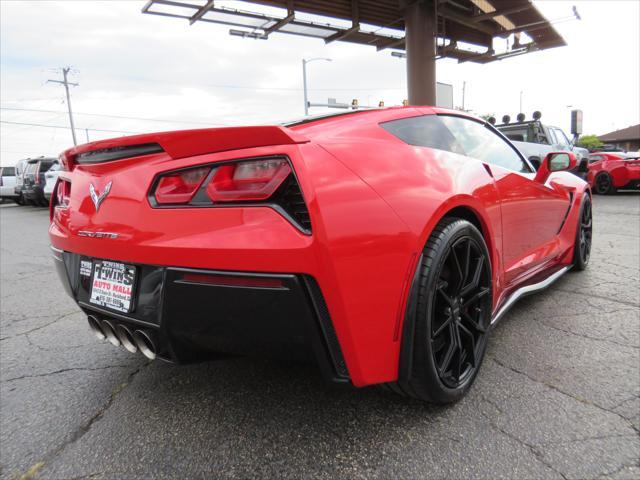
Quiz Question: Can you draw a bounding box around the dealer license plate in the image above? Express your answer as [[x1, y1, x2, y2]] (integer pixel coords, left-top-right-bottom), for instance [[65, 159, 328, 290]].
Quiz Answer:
[[89, 260, 136, 313]]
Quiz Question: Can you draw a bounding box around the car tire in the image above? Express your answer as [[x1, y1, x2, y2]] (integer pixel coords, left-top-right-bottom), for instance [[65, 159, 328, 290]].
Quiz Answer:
[[594, 173, 616, 195], [572, 193, 592, 271], [392, 217, 493, 404]]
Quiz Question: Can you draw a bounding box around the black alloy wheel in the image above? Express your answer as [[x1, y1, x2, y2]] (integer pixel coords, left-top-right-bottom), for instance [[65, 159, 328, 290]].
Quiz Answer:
[[430, 235, 491, 389], [594, 173, 614, 195], [394, 217, 493, 404], [573, 194, 592, 270]]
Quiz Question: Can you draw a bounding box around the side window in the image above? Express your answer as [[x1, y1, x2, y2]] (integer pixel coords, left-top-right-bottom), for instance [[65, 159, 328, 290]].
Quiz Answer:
[[3, 167, 16, 176], [380, 115, 466, 155], [553, 128, 570, 149], [589, 155, 603, 162], [547, 128, 558, 145], [439, 115, 532, 173]]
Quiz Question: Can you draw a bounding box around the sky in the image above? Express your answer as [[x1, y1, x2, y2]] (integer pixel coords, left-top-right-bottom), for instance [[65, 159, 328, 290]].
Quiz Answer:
[[1, 0, 639, 166]]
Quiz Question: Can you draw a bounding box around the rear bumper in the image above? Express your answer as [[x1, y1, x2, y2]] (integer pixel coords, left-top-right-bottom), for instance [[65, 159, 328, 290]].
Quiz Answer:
[[52, 248, 349, 383], [23, 186, 45, 202]]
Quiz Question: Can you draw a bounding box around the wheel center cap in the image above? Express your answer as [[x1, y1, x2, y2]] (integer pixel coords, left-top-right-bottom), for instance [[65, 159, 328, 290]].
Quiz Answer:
[[452, 299, 461, 320]]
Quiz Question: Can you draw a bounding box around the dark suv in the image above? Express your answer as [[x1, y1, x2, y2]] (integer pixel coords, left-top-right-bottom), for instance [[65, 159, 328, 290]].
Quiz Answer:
[[23, 157, 57, 206]]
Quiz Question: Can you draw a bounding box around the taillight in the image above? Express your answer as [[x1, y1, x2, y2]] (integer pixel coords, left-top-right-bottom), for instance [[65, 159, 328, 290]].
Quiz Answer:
[[152, 158, 292, 205], [34, 163, 41, 185], [55, 179, 71, 208], [154, 167, 209, 204], [150, 157, 310, 233], [50, 178, 71, 220], [206, 159, 291, 202]]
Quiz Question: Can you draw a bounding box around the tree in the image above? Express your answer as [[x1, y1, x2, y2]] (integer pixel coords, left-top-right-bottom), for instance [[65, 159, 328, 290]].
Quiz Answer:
[[576, 134, 603, 151]]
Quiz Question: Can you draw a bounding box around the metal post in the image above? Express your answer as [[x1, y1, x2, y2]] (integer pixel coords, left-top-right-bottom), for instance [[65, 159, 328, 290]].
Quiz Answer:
[[302, 59, 309, 116], [519, 90, 523, 113], [301, 58, 332, 116], [85, 128, 90, 143], [462, 81, 466, 111], [404, 0, 437, 106]]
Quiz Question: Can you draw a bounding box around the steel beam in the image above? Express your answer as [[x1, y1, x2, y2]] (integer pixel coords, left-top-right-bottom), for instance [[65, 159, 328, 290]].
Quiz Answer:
[[189, 0, 214, 25], [376, 37, 405, 51], [264, 13, 295, 35], [404, 1, 436, 106], [470, 4, 532, 23]]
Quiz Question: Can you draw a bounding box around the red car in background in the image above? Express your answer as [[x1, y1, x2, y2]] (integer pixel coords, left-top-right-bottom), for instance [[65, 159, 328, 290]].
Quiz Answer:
[[587, 152, 640, 194], [49, 107, 592, 404]]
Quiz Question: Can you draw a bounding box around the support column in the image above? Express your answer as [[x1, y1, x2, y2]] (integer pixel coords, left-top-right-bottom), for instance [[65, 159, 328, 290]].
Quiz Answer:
[[403, 0, 437, 106]]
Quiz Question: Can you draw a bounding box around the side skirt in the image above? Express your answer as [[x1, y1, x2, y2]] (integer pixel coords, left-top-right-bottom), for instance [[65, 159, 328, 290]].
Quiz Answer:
[[490, 265, 571, 327]]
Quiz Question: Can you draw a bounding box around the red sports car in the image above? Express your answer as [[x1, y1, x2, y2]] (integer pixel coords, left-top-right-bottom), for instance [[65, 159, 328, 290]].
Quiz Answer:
[[587, 152, 640, 194], [50, 107, 592, 403]]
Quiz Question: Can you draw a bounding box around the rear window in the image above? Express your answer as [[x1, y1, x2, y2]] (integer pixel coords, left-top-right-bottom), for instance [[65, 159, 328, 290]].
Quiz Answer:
[[380, 115, 465, 155], [1, 167, 16, 176], [39, 161, 55, 172], [500, 127, 530, 142]]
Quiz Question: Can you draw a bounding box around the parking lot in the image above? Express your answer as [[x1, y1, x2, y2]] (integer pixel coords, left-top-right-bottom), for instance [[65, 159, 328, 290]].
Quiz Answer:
[[1, 194, 638, 480]]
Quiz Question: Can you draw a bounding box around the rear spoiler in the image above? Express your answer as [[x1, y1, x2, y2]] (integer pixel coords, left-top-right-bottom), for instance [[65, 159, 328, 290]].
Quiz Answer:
[[60, 126, 309, 170]]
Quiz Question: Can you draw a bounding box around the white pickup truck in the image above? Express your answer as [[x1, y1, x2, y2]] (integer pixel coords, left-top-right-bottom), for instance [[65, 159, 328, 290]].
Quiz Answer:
[[495, 115, 589, 175], [0, 166, 18, 202]]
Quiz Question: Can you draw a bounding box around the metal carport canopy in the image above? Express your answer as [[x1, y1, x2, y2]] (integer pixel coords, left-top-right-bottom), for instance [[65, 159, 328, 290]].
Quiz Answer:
[[142, 0, 566, 106]]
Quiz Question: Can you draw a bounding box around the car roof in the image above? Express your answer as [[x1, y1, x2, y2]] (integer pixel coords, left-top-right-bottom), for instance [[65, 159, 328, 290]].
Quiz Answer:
[[286, 106, 483, 133], [27, 157, 57, 164]]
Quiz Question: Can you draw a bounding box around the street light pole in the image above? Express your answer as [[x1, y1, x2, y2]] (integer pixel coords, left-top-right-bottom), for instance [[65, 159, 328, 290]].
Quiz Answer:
[[519, 90, 523, 113], [302, 57, 332, 116], [302, 59, 309, 116]]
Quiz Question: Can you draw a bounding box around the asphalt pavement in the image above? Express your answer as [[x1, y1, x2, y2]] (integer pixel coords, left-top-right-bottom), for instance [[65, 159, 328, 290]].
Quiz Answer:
[[1, 194, 639, 480]]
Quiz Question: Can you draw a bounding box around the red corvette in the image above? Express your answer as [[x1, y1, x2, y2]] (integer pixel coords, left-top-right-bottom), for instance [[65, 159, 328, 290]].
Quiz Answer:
[[587, 152, 640, 194], [50, 107, 592, 403]]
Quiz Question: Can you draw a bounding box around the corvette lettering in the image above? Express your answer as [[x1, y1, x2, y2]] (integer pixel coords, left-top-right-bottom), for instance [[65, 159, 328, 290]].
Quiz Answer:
[[77, 231, 119, 239]]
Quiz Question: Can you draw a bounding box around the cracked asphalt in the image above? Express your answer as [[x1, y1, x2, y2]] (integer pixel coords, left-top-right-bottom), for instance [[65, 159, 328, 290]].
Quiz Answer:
[[1, 194, 639, 480]]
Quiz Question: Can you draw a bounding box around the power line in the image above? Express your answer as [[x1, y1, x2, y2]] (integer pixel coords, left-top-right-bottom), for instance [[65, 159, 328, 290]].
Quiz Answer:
[[0, 120, 141, 135], [0, 106, 221, 126]]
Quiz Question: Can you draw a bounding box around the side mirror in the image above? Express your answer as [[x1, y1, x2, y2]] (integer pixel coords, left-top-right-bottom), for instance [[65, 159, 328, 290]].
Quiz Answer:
[[534, 152, 577, 183], [528, 156, 541, 171]]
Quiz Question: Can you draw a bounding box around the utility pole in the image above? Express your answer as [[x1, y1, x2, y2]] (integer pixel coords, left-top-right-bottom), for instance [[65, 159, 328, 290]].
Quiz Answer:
[[48, 67, 78, 145]]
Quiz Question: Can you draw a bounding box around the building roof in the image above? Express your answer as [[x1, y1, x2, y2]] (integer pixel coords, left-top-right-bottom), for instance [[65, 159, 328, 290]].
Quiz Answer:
[[598, 124, 640, 142], [142, 0, 567, 63]]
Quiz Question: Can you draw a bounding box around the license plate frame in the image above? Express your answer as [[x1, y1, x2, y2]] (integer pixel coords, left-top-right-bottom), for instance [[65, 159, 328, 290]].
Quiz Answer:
[[89, 260, 137, 313]]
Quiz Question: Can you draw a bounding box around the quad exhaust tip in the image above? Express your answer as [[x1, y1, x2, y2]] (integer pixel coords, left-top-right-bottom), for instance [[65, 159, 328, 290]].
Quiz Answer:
[[101, 320, 121, 347], [86, 316, 156, 360], [115, 324, 138, 353], [133, 330, 157, 360], [87, 315, 106, 340]]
